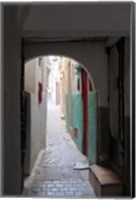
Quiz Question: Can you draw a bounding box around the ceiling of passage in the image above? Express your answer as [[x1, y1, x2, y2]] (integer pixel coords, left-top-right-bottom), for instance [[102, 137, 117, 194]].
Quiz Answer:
[[21, 2, 131, 40]]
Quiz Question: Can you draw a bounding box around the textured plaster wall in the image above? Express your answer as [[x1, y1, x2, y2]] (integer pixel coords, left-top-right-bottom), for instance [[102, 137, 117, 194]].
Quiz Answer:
[[25, 59, 36, 93], [71, 93, 83, 152], [67, 90, 98, 162], [42, 57, 50, 93], [35, 58, 42, 98], [60, 57, 69, 117], [65, 95, 69, 132], [30, 93, 46, 171], [24, 57, 48, 173], [24, 92, 47, 175], [88, 91, 98, 164]]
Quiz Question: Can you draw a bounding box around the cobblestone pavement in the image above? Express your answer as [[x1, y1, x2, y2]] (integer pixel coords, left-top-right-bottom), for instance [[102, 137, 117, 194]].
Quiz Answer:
[[23, 100, 96, 198]]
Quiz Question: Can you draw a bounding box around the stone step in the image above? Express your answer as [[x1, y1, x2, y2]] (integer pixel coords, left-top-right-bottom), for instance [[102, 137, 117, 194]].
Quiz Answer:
[[89, 164, 124, 197]]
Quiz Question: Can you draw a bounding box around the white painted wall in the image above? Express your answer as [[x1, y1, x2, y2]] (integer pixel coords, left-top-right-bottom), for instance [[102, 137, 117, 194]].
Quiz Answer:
[[42, 57, 51, 93], [24, 57, 48, 174], [30, 93, 46, 171], [25, 59, 36, 93]]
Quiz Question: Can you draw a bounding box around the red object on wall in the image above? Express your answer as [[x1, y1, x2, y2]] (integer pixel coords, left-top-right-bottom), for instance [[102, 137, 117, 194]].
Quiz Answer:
[[38, 82, 42, 103], [81, 69, 88, 156]]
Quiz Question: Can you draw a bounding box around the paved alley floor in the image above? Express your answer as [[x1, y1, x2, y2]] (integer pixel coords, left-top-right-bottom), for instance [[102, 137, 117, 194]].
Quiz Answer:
[[23, 99, 96, 198]]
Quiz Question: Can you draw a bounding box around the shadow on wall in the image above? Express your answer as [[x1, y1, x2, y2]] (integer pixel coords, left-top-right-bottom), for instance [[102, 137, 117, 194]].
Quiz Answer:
[[24, 92, 46, 175]]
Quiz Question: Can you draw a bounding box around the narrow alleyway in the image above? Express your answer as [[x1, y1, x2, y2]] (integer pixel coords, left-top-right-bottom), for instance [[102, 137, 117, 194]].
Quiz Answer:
[[23, 98, 95, 198]]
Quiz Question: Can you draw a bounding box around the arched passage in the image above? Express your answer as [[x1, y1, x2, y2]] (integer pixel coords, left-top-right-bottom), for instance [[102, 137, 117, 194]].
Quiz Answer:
[[25, 54, 95, 90], [23, 38, 112, 165], [23, 55, 98, 175], [23, 40, 110, 162]]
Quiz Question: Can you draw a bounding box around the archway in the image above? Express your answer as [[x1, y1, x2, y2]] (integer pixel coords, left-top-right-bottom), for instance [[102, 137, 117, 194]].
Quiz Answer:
[[22, 54, 98, 197], [23, 40, 110, 168], [24, 40, 108, 107]]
